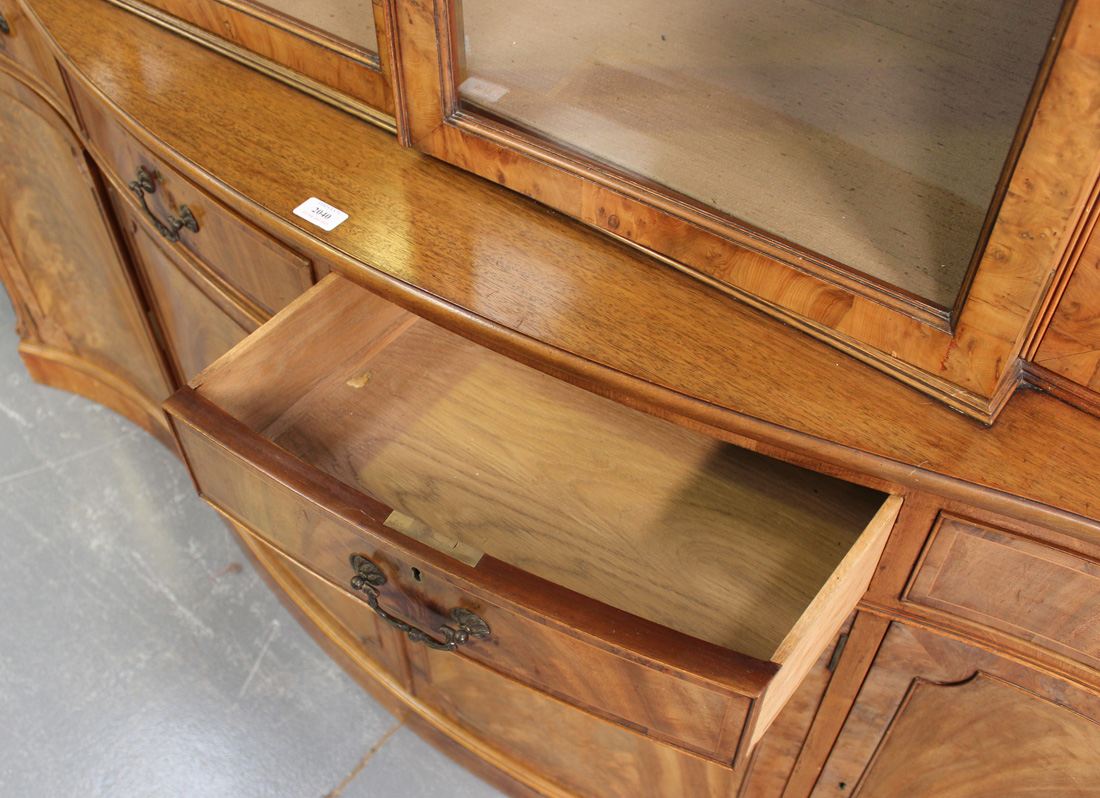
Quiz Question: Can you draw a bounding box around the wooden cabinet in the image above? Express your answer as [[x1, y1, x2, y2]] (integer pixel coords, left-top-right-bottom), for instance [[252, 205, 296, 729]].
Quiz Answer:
[[808, 621, 1100, 797], [9, 0, 1100, 795]]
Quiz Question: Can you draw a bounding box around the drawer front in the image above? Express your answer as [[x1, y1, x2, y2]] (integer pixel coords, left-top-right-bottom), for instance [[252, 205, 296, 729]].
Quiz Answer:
[[69, 79, 313, 317], [236, 522, 409, 691], [168, 411, 756, 764], [412, 649, 742, 798], [905, 514, 1100, 668]]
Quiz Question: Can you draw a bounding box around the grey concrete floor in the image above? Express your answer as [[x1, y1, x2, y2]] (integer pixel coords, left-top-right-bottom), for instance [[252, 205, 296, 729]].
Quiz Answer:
[[0, 288, 507, 798]]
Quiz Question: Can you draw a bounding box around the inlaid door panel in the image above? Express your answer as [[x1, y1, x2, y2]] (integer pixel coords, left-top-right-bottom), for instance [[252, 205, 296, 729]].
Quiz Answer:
[[809, 621, 1100, 797]]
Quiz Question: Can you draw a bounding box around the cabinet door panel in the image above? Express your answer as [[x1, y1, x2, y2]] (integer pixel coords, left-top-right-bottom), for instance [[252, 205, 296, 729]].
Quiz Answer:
[[0, 72, 171, 406], [858, 673, 1100, 797], [117, 202, 254, 383], [811, 622, 1100, 798]]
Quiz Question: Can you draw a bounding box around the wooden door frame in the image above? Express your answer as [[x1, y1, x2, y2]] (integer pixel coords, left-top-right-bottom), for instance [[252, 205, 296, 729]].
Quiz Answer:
[[386, 0, 1100, 422]]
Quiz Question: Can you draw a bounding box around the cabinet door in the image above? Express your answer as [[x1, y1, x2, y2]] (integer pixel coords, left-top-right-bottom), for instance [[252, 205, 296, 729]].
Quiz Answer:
[[391, 0, 1100, 420], [0, 68, 173, 437], [113, 195, 256, 384], [809, 621, 1100, 797], [128, 0, 395, 122]]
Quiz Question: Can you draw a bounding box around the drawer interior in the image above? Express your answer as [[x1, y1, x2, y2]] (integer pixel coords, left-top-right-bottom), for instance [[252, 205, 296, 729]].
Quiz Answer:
[[198, 274, 894, 643], [190, 274, 900, 748]]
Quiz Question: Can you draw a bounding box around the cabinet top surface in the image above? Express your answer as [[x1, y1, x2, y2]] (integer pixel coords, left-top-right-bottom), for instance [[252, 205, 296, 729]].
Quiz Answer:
[[24, 0, 1100, 535]]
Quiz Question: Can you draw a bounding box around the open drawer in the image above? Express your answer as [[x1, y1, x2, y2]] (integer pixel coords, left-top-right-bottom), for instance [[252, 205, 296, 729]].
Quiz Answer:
[[164, 274, 901, 766]]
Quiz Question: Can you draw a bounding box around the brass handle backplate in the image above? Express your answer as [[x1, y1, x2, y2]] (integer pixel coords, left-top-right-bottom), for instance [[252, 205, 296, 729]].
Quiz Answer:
[[128, 166, 199, 243], [349, 554, 490, 651]]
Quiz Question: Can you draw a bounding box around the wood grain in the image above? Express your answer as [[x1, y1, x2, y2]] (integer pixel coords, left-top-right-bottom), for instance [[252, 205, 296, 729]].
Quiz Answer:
[[71, 77, 316, 318], [0, 0, 72, 110], [859, 673, 1100, 797], [196, 273, 416, 430], [741, 616, 855, 798], [0, 68, 172, 405], [905, 515, 1100, 671], [812, 622, 1100, 797], [19, 340, 176, 449], [413, 648, 744, 798], [116, 200, 254, 383], [756, 497, 900, 747], [27, 0, 1100, 538], [239, 524, 411, 689], [166, 405, 778, 760], [227, 516, 416, 718], [130, 0, 394, 113], [209, 275, 888, 661], [1034, 207, 1100, 390], [782, 612, 891, 798]]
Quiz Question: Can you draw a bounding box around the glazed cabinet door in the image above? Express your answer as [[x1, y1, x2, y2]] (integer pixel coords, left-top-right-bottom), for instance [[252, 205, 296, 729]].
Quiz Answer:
[[0, 67, 174, 441], [390, 0, 1100, 420], [805, 620, 1100, 797], [124, 0, 395, 123]]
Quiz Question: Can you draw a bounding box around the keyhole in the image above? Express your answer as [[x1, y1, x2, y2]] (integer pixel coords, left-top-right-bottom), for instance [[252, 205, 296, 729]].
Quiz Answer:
[[410, 567, 423, 582]]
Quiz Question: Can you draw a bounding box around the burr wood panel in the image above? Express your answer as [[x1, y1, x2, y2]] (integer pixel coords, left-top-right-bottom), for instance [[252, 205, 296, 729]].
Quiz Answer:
[[0, 68, 172, 406], [1034, 209, 1100, 394]]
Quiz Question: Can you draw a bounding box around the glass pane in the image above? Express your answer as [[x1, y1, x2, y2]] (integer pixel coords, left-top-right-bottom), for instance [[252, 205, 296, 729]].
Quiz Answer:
[[459, 0, 1064, 307], [257, 0, 377, 53]]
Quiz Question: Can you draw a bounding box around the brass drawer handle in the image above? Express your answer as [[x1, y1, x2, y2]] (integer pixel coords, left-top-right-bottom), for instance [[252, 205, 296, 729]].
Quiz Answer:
[[348, 554, 490, 651], [127, 166, 199, 243]]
